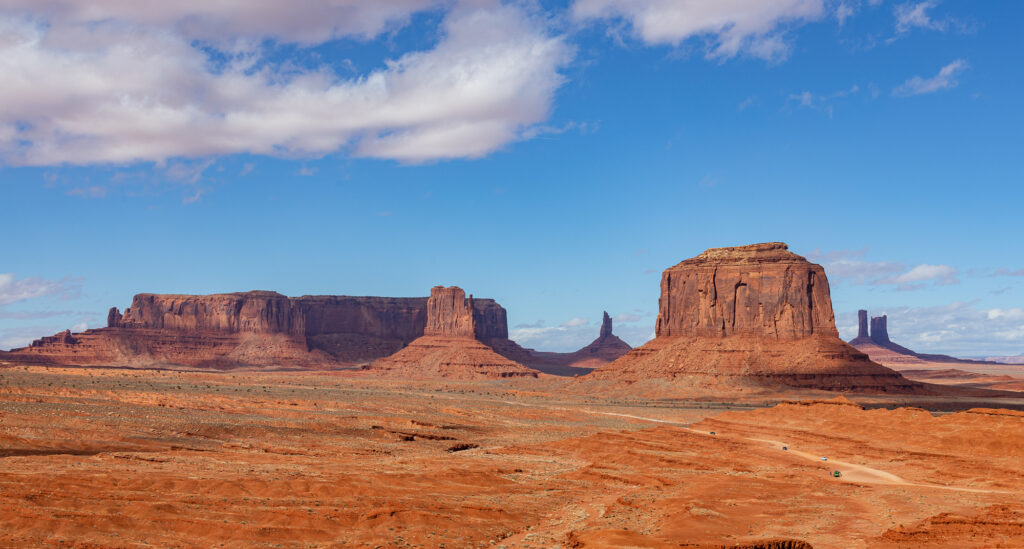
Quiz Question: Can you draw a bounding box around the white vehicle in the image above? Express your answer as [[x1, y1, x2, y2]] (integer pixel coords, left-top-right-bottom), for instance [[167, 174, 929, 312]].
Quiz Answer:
[[821, 456, 828, 461]]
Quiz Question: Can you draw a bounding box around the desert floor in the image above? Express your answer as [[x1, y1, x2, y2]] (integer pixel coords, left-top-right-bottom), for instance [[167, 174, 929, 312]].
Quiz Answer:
[[1, 366, 1023, 548]]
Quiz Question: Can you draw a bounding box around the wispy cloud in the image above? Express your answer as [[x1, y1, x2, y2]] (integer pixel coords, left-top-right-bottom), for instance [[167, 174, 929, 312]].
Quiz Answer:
[[807, 249, 959, 290], [893, 0, 970, 33], [571, 0, 828, 61], [788, 84, 859, 117], [0, 273, 80, 307], [893, 59, 968, 97]]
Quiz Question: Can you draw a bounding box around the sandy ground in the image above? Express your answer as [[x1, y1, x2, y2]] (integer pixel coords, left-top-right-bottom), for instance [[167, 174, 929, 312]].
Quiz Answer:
[[1, 365, 1023, 548]]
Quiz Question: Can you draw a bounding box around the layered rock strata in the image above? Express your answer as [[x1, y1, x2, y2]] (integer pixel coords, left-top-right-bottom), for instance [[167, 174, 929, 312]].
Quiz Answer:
[[365, 286, 539, 379], [1, 289, 523, 370], [587, 243, 922, 392]]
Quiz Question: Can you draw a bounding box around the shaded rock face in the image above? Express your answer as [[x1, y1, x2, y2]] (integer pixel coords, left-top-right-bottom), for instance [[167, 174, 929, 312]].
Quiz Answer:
[[365, 285, 539, 379], [654, 243, 837, 340], [870, 315, 890, 345], [857, 310, 869, 340], [588, 243, 922, 393], [4, 289, 518, 370], [600, 311, 613, 339], [107, 307, 122, 328]]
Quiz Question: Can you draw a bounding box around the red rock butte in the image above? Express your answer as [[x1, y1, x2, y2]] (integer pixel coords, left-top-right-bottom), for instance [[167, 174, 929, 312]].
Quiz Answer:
[[588, 242, 923, 392], [364, 286, 540, 379]]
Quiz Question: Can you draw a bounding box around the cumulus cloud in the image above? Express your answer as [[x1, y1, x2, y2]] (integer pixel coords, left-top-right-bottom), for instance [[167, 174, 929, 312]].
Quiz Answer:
[[893, 59, 968, 97], [571, 0, 826, 60], [0, 3, 573, 166], [0, 0, 443, 44], [0, 273, 79, 306], [837, 302, 1024, 356], [561, 317, 590, 328]]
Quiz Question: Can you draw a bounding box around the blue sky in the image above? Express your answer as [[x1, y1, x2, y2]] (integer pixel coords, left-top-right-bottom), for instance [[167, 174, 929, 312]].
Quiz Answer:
[[1, 0, 1022, 357]]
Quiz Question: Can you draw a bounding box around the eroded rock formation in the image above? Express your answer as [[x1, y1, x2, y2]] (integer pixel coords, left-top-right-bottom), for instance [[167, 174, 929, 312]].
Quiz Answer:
[[870, 315, 890, 345], [525, 311, 632, 372], [1, 289, 521, 370], [587, 243, 922, 392], [365, 286, 539, 379], [849, 309, 1000, 367]]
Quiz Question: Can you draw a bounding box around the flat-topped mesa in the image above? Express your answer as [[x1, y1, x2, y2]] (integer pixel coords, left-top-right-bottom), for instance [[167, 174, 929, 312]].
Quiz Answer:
[[870, 315, 891, 345], [119, 291, 304, 335], [587, 243, 923, 393], [3, 288, 521, 369], [655, 242, 837, 340], [857, 310, 869, 340]]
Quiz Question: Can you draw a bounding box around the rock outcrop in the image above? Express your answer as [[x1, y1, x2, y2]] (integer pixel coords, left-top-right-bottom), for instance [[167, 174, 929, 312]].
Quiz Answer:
[[525, 311, 633, 372], [2, 289, 523, 370], [849, 309, 1003, 367], [587, 243, 922, 392], [365, 286, 539, 379], [870, 315, 890, 345], [856, 310, 869, 341]]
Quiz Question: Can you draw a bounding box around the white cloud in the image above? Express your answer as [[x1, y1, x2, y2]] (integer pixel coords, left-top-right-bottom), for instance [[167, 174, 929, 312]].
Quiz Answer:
[[561, 317, 590, 328], [0, 3, 573, 166], [875, 264, 959, 286], [809, 249, 960, 290], [837, 302, 1024, 356], [0, 273, 78, 306], [571, 0, 826, 61], [894, 1, 947, 33], [836, 2, 856, 26], [807, 248, 906, 284], [788, 84, 859, 117], [893, 59, 968, 97], [0, 0, 443, 45]]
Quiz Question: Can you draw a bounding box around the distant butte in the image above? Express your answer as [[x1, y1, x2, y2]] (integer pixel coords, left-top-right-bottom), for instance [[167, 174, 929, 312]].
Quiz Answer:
[[525, 311, 632, 373], [585, 242, 923, 393], [849, 309, 1009, 368], [363, 286, 540, 379]]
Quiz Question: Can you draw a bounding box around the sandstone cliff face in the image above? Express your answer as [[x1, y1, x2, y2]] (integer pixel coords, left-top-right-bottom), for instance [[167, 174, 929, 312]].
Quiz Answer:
[[654, 243, 837, 340], [120, 292, 305, 335], [588, 243, 922, 393], [425, 286, 476, 337], [365, 286, 539, 379], [4, 288, 518, 370]]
